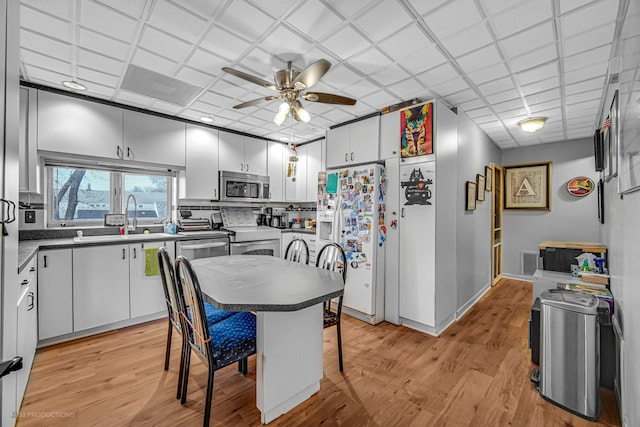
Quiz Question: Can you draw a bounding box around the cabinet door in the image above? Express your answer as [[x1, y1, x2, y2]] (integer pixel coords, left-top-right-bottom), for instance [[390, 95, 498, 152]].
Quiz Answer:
[[379, 111, 400, 159], [296, 145, 308, 201], [16, 286, 37, 411], [349, 115, 380, 164], [38, 249, 73, 340], [244, 136, 267, 175], [184, 125, 219, 199], [305, 142, 322, 202], [130, 241, 173, 318], [326, 125, 350, 168], [218, 131, 245, 172], [19, 88, 39, 193], [123, 110, 186, 166], [302, 234, 317, 264], [73, 245, 130, 332], [281, 233, 296, 258], [37, 90, 123, 159], [268, 142, 285, 201]]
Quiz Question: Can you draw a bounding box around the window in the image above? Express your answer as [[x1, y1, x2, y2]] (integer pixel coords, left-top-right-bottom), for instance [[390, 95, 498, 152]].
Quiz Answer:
[[47, 165, 172, 227]]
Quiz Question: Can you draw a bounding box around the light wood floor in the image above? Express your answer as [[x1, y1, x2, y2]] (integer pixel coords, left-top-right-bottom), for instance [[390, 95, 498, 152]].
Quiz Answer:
[[17, 279, 620, 426]]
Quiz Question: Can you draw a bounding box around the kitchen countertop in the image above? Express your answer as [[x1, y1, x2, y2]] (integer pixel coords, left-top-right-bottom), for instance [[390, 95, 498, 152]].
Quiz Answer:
[[281, 228, 315, 235]]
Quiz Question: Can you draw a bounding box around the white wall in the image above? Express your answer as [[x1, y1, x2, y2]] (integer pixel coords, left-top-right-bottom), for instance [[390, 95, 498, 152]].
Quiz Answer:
[[500, 139, 600, 277], [456, 111, 501, 311]]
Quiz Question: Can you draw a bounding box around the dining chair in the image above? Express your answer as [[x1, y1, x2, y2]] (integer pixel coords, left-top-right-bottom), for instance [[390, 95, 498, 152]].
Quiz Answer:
[[174, 255, 257, 427], [157, 248, 238, 399], [315, 242, 348, 372], [284, 237, 310, 264]]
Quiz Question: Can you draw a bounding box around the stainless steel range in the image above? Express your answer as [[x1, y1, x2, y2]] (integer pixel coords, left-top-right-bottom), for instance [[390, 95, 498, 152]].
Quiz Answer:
[[175, 216, 230, 260], [220, 207, 281, 257]]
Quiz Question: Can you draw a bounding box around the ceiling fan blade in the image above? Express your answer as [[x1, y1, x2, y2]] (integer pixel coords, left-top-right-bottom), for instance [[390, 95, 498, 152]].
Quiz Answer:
[[303, 92, 357, 105], [222, 67, 279, 92], [291, 59, 331, 90], [233, 96, 280, 109]]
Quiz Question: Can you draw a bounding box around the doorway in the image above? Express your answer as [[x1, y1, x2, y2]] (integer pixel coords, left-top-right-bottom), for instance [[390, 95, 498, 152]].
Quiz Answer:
[[491, 164, 503, 286]]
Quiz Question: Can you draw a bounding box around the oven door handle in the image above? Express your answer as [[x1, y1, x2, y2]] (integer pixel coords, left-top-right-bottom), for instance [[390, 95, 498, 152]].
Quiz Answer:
[[231, 240, 276, 247], [180, 242, 228, 250]]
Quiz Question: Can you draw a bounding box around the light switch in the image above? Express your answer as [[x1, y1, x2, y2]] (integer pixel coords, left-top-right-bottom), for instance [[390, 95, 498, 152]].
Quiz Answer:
[[25, 210, 36, 223]]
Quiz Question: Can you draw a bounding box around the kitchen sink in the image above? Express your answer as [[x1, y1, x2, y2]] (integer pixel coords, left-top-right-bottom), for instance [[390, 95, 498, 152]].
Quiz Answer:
[[72, 233, 174, 243]]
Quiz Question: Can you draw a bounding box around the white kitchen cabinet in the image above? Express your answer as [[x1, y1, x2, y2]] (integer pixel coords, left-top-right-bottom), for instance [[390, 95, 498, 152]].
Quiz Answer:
[[38, 249, 73, 340], [268, 141, 285, 201], [285, 141, 322, 202], [16, 285, 36, 411], [19, 87, 40, 193], [219, 131, 267, 175], [326, 116, 379, 168], [37, 90, 124, 159], [305, 141, 322, 202], [182, 125, 219, 199], [379, 111, 400, 159], [123, 110, 186, 167], [73, 244, 130, 332], [129, 241, 174, 319], [281, 232, 316, 264]]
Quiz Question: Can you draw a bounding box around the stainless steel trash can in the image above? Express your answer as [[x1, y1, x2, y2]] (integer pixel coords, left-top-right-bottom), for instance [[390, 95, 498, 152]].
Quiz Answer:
[[537, 289, 603, 420]]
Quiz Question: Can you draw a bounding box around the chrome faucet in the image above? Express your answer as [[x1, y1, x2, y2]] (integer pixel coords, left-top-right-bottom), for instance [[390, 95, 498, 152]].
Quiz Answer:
[[124, 194, 138, 234]]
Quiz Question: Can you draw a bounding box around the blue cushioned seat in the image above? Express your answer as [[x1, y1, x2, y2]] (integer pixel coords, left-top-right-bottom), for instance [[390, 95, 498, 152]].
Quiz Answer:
[[208, 312, 257, 367], [203, 301, 236, 324]]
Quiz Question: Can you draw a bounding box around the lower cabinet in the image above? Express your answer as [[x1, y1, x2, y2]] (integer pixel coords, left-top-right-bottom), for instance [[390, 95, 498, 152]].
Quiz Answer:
[[38, 249, 73, 340], [129, 241, 174, 318], [73, 244, 130, 332], [281, 232, 317, 264], [16, 261, 37, 412]]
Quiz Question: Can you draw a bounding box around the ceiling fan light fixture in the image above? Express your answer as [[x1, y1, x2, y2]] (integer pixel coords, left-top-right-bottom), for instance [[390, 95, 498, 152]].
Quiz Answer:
[[278, 102, 290, 114], [297, 107, 311, 123], [517, 117, 547, 133], [273, 111, 287, 126]]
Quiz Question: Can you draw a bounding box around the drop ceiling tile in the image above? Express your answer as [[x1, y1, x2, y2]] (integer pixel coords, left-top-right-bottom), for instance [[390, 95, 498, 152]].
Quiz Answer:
[[464, 107, 495, 119], [430, 77, 469, 97], [563, 23, 615, 56], [80, 1, 139, 42], [563, 44, 612, 72], [360, 90, 398, 109], [197, 91, 235, 108], [22, 0, 72, 20], [323, 64, 363, 87], [423, 0, 482, 40], [20, 29, 71, 62], [477, 76, 514, 96], [565, 99, 600, 114], [343, 78, 384, 99], [147, 0, 207, 44], [499, 22, 555, 59], [349, 47, 393, 75], [562, 0, 618, 38], [95, 0, 147, 19], [480, 0, 523, 16], [491, 0, 553, 39], [529, 100, 561, 114], [508, 44, 558, 73], [77, 66, 120, 87], [440, 22, 493, 57], [406, 0, 449, 16], [466, 62, 510, 85], [370, 64, 411, 86], [286, 1, 343, 41], [396, 43, 448, 76], [140, 26, 192, 63], [260, 25, 314, 59], [563, 60, 608, 85], [415, 62, 459, 88], [377, 24, 430, 62], [484, 89, 520, 104], [235, 47, 279, 77], [217, 0, 275, 41], [520, 76, 560, 95], [78, 48, 126, 75], [116, 89, 156, 107], [171, 0, 223, 19], [131, 48, 178, 76], [514, 61, 559, 86], [458, 44, 503, 74], [387, 78, 424, 99], [81, 81, 116, 99], [207, 80, 250, 100], [458, 98, 486, 111], [524, 87, 561, 105], [78, 28, 130, 61], [446, 88, 478, 105], [21, 5, 71, 42], [498, 108, 528, 120], [149, 100, 185, 114], [201, 25, 252, 62], [215, 106, 248, 121], [175, 66, 215, 88], [322, 25, 370, 60], [21, 49, 70, 75], [492, 98, 525, 113], [184, 49, 227, 77]]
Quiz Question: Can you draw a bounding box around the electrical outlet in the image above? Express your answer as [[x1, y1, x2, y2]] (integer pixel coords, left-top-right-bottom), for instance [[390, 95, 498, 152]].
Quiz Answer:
[[25, 210, 36, 223]]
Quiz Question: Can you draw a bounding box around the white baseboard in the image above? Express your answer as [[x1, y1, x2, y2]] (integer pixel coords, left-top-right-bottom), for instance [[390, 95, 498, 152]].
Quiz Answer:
[[456, 282, 491, 319], [501, 272, 534, 283]]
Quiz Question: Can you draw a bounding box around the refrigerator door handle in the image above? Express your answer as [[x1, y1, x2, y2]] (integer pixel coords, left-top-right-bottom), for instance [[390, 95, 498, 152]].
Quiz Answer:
[[401, 208, 405, 218]]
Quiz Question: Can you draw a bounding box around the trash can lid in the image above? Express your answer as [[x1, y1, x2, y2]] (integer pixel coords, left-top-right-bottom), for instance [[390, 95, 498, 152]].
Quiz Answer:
[[539, 289, 599, 314]]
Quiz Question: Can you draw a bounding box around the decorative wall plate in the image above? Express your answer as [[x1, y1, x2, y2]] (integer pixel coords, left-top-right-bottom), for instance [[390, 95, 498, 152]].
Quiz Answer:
[[566, 176, 595, 197]]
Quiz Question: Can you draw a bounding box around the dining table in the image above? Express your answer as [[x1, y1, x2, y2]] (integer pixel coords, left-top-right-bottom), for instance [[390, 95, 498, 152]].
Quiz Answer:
[[190, 255, 344, 424]]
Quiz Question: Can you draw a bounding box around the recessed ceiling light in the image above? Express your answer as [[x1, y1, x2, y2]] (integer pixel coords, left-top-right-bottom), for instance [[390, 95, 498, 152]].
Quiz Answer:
[[199, 116, 214, 123], [517, 117, 547, 133], [62, 81, 86, 91]]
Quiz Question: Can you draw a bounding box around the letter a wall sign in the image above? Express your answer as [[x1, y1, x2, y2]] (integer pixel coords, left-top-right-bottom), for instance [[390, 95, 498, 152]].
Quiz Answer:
[[504, 162, 551, 210]]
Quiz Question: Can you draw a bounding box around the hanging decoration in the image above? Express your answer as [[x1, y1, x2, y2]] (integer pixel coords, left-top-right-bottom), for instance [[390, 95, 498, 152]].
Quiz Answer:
[[287, 143, 298, 181], [566, 176, 595, 197], [400, 102, 433, 158]]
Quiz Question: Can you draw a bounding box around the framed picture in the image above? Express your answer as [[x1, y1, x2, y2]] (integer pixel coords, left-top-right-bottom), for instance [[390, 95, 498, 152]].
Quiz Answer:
[[597, 179, 605, 224], [400, 102, 433, 158], [485, 165, 492, 191], [476, 174, 485, 201], [605, 90, 619, 181], [466, 181, 476, 211], [504, 161, 551, 210]]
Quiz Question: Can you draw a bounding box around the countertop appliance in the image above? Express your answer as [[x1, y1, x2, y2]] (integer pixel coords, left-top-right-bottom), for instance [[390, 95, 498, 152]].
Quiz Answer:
[[219, 170, 270, 203], [220, 207, 281, 257], [316, 164, 386, 325], [176, 213, 230, 260]]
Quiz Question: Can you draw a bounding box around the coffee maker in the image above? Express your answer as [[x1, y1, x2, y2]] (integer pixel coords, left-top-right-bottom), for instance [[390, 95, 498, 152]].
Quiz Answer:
[[258, 207, 272, 226], [270, 208, 287, 228]]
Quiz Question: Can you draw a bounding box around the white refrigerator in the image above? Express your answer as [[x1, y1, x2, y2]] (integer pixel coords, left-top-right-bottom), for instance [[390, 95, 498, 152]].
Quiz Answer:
[[316, 164, 386, 325]]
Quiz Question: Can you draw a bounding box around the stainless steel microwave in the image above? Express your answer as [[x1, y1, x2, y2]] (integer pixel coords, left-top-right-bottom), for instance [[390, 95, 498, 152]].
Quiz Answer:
[[219, 171, 270, 202]]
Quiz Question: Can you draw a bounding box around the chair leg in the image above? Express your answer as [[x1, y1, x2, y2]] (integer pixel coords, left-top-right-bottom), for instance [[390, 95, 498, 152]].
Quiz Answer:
[[336, 321, 343, 372], [164, 320, 173, 371], [237, 360, 242, 372], [203, 364, 215, 427], [241, 357, 248, 375], [177, 334, 188, 400], [181, 346, 192, 405]]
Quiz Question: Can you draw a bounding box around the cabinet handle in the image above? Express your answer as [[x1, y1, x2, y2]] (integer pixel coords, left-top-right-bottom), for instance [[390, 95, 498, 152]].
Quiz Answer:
[[240, 163, 244, 171], [401, 208, 405, 218], [122, 248, 126, 260], [27, 292, 35, 311], [392, 150, 397, 154], [117, 146, 121, 158], [213, 189, 217, 198], [133, 247, 137, 259], [345, 153, 348, 162], [29, 266, 35, 272], [43, 255, 47, 268], [350, 152, 354, 161], [127, 147, 131, 158], [21, 279, 29, 286]]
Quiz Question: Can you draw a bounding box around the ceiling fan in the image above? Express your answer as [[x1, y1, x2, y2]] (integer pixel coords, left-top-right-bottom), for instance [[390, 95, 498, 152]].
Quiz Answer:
[[222, 59, 357, 125]]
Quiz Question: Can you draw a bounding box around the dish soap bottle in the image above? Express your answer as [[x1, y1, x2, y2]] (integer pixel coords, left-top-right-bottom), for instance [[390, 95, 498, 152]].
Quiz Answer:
[[165, 220, 177, 234]]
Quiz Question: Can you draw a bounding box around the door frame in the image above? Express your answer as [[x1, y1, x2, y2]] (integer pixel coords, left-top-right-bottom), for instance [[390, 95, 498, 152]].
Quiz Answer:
[[491, 164, 504, 286]]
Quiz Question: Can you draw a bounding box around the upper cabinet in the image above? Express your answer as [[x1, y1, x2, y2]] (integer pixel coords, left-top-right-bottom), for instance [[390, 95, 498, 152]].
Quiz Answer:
[[326, 115, 379, 168], [218, 131, 267, 175], [379, 111, 399, 159], [123, 110, 185, 167], [19, 87, 40, 193], [182, 125, 219, 200], [285, 140, 323, 202], [37, 90, 124, 159], [267, 141, 285, 202]]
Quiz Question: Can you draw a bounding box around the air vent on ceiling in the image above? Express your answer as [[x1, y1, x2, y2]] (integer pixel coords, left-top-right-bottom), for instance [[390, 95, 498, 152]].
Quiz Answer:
[[121, 64, 201, 106], [609, 73, 619, 84]]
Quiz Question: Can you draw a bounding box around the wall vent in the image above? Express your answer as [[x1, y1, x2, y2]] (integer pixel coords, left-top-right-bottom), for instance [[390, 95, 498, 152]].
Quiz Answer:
[[521, 250, 543, 275]]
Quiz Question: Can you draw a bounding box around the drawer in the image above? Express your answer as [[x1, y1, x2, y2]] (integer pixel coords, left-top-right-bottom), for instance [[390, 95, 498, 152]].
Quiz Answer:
[[18, 257, 36, 291]]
